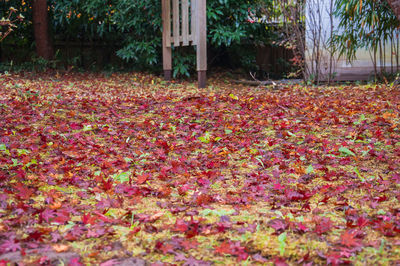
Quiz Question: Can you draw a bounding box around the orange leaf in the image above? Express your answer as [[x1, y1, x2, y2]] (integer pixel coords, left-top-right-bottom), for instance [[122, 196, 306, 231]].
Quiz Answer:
[[88, 251, 100, 257], [158, 186, 172, 198], [53, 244, 69, 253], [382, 112, 395, 120], [136, 174, 149, 184], [49, 201, 62, 210], [149, 212, 165, 222]]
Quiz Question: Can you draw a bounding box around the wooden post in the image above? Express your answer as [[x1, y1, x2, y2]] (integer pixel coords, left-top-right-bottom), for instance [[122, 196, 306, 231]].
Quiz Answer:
[[182, 0, 189, 46], [196, 0, 207, 88], [172, 0, 179, 46], [162, 0, 207, 88], [162, 0, 172, 80]]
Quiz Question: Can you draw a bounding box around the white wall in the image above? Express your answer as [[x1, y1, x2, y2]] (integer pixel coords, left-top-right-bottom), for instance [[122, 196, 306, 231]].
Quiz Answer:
[[305, 0, 399, 81]]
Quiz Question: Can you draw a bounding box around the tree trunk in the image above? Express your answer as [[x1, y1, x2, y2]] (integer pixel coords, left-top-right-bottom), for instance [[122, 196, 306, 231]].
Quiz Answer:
[[387, 0, 400, 21], [32, 0, 53, 60]]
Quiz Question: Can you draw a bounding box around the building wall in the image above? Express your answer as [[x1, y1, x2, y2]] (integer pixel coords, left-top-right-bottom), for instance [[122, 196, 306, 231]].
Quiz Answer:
[[305, 0, 400, 81]]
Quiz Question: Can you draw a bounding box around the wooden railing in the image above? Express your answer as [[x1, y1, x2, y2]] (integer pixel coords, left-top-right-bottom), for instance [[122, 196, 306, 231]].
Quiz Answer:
[[162, 0, 207, 88]]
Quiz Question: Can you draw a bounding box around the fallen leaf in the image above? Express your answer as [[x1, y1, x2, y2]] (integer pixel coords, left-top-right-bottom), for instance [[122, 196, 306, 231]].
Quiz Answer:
[[53, 244, 70, 253]]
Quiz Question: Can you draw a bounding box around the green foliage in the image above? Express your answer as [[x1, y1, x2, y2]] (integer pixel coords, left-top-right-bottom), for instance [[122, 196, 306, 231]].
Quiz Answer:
[[63, 0, 272, 76], [332, 0, 399, 63], [172, 51, 196, 78], [51, 0, 162, 68], [0, 52, 60, 73], [2, 0, 280, 77]]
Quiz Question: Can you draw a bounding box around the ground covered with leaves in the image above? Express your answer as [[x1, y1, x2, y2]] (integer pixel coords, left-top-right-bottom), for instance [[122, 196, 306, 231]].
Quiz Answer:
[[0, 72, 400, 265]]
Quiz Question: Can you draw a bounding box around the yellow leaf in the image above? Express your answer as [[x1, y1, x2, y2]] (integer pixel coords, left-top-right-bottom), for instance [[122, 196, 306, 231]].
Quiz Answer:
[[229, 93, 238, 100]]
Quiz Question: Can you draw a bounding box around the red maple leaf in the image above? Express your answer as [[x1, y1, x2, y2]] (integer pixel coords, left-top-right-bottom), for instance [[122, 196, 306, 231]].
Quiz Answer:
[[174, 219, 188, 233], [178, 184, 191, 195], [215, 241, 248, 260], [185, 222, 200, 238], [195, 193, 213, 205], [101, 178, 113, 191], [81, 213, 96, 225], [357, 216, 369, 228], [68, 257, 83, 266], [340, 230, 360, 248], [14, 183, 34, 200], [325, 251, 342, 266], [180, 239, 199, 251], [53, 210, 71, 224], [314, 217, 333, 235], [40, 208, 55, 223], [136, 173, 149, 185], [376, 221, 396, 237], [214, 241, 233, 255], [160, 243, 174, 254], [273, 183, 285, 190], [268, 219, 287, 233], [28, 230, 44, 242]]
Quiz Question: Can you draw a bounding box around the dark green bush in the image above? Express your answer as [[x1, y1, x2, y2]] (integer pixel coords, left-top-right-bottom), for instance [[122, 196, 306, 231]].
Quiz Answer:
[[1, 0, 278, 77]]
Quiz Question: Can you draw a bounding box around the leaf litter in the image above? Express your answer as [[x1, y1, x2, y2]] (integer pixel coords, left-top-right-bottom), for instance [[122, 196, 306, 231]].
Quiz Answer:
[[0, 72, 399, 265]]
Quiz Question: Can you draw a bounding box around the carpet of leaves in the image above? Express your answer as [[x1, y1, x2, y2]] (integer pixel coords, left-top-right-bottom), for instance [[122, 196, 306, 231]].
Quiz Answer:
[[0, 72, 400, 265]]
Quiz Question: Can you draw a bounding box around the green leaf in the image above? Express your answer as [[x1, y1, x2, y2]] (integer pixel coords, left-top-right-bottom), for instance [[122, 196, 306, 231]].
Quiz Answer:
[[354, 167, 365, 182], [24, 159, 37, 168], [249, 148, 258, 155], [278, 232, 287, 256], [354, 114, 366, 125], [287, 131, 296, 137], [377, 209, 386, 215], [255, 156, 265, 168], [54, 186, 75, 194], [0, 144, 10, 155], [111, 171, 131, 183], [105, 209, 119, 218], [306, 165, 314, 174], [83, 125, 93, 131], [339, 147, 356, 157], [199, 131, 211, 144], [11, 158, 21, 167], [94, 170, 102, 176], [17, 149, 30, 156], [124, 157, 134, 163], [199, 208, 235, 217], [379, 239, 385, 254], [214, 137, 222, 142]]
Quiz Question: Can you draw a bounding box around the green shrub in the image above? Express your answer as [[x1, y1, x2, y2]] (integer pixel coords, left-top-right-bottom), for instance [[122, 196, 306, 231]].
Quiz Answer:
[[2, 0, 277, 77]]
